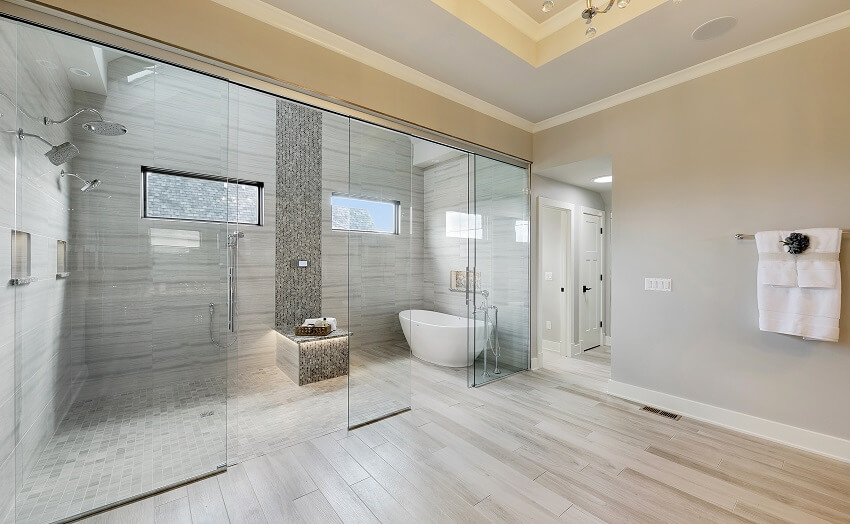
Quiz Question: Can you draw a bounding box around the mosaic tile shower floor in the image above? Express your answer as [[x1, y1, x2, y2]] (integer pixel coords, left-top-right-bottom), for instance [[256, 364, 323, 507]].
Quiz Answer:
[[15, 341, 411, 523], [16, 377, 228, 523]]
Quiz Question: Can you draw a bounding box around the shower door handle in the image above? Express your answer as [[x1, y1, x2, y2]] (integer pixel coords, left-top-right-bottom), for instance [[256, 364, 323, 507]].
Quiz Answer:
[[465, 266, 471, 305], [228, 267, 236, 332]]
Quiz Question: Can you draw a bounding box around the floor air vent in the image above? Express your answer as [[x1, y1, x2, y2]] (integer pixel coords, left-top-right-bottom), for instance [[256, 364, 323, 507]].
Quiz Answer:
[[641, 406, 681, 420]]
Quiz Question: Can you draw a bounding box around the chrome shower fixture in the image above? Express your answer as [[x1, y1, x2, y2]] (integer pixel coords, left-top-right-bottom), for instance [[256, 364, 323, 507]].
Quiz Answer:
[[43, 108, 127, 136], [60, 169, 101, 192], [15, 128, 79, 165]]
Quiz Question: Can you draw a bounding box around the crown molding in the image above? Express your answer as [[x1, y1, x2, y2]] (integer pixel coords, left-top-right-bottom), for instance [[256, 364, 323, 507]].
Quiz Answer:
[[538, 0, 585, 40], [476, 0, 584, 42], [533, 8, 850, 132], [477, 0, 541, 39], [210, 0, 535, 132]]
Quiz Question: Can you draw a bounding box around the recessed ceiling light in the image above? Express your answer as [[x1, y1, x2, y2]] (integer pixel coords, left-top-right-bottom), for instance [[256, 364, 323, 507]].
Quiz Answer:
[[692, 16, 737, 41], [593, 176, 612, 184], [542, 0, 554, 13], [68, 67, 91, 77]]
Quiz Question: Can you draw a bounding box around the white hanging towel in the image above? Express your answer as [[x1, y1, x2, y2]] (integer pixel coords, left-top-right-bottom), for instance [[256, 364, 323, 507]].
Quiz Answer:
[[756, 228, 842, 342]]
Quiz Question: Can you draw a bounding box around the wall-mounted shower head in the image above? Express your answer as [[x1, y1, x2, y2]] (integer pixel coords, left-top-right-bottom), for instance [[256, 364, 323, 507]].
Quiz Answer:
[[45, 141, 80, 166], [15, 128, 79, 165], [44, 108, 127, 136], [82, 120, 127, 136], [60, 170, 101, 192]]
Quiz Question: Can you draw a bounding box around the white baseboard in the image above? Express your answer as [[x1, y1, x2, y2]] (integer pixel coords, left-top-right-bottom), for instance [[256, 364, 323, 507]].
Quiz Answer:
[[542, 339, 560, 352], [530, 357, 541, 370], [570, 343, 581, 356], [608, 380, 850, 463], [604, 336, 612, 346]]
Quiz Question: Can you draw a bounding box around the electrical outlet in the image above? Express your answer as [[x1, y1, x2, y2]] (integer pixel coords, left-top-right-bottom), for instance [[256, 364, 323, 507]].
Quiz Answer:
[[645, 278, 672, 292], [544, 272, 553, 281], [545, 321, 552, 330]]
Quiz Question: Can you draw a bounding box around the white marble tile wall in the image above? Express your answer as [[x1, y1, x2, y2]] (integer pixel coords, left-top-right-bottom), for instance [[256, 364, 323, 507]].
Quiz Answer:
[[423, 155, 471, 318], [69, 56, 232, 400], [422, 155, 530, 372]]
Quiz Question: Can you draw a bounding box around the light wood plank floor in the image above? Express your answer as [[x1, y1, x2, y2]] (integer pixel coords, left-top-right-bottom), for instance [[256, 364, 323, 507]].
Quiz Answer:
[[80, 346, 850, 523]]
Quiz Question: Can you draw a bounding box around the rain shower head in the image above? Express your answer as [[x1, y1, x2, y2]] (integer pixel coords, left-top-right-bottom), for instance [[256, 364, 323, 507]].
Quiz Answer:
[[82, 120, 127, 136], [45, 141, 80, 166], [15, 128, 79, 165], [44, 108, 127, 136], [60, 170, 102, 192]]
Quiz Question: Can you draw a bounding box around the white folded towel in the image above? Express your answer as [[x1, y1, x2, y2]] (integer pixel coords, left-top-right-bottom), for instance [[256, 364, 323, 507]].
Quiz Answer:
[[796, 228, 841, 288], [755, 231, 796, 286], [756, 228, 842, 342], [304, 317, 338, 331]]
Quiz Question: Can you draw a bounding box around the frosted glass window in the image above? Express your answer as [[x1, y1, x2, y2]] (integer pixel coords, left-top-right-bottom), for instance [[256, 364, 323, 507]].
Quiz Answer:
[[332, 194, 399, 234], [445, 211, 482, 239], [143, 167, 263, 225]]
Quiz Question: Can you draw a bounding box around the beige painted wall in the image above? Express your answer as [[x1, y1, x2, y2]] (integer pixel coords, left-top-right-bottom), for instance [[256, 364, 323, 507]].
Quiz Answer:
[[534, 28, 850, 440], [10, 0, 531, 160]]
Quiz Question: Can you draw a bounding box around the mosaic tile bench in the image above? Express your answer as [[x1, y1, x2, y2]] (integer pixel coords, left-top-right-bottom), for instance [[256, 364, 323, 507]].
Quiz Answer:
[[275, 326, 350, 385]]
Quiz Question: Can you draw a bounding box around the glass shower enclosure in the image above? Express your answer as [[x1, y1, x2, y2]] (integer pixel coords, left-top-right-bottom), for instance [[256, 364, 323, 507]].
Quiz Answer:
[[0, 11, 531, 523], [4, 20, 231, 523]]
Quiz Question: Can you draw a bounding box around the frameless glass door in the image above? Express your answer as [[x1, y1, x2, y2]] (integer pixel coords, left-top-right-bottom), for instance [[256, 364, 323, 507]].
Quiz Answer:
[[9, 21, 230, 523], [468, 155, 531, 386], [346, 120, 412, 428]]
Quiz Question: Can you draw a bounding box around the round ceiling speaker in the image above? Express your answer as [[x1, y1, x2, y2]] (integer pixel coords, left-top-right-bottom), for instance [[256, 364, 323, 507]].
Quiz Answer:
[[692, 16, 737, 41]]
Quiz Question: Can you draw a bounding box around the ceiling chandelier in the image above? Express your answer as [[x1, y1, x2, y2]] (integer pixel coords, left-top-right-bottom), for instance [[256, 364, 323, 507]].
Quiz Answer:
[[582, 0, 630, 37], [541, 0, 631, 38]]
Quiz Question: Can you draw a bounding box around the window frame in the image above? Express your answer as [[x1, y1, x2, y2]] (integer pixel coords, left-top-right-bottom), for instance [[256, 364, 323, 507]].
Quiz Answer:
[[141, 166, 264, 226], [331, 193, 401, 235]]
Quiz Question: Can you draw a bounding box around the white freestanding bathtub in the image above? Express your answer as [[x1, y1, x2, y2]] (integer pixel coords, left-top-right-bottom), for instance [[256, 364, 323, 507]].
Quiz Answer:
[[399, 310, 486, 367]]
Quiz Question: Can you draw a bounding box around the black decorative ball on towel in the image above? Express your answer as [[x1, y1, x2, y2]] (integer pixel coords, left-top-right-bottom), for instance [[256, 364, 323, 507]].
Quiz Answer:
[[781, 232, 810, 255]]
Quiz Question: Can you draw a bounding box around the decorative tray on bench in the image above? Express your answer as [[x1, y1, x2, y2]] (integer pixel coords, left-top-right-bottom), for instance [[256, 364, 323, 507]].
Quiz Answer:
[[294, 325, 333, 337]]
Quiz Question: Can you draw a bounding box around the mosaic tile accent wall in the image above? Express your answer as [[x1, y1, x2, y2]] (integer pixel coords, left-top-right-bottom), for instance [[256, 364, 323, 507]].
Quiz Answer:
[[275, 100, 323, 327]]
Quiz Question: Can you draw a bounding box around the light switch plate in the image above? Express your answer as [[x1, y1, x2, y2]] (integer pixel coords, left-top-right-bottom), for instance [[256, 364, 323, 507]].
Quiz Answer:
[[645, 278, 672, 292], [545, 321, 552, 330], [544, 272, 553, 281]]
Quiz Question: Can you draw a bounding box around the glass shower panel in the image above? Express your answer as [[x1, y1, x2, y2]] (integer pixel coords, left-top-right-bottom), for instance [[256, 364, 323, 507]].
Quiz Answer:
[[0, 16, 16, 524], [347, 120, 412, 428], [10, 22, 230, 523], [469, 155, 530, 386]]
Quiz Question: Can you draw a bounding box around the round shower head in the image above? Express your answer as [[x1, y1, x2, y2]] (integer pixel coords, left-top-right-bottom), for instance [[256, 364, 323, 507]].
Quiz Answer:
[[82, 120, 127, 136], [81, 179, 102, 192], [45, 142, 80, 166]]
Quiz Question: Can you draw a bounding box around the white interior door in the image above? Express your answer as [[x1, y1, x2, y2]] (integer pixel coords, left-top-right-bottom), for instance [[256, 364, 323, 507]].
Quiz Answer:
[[579, 208, 603, 351]]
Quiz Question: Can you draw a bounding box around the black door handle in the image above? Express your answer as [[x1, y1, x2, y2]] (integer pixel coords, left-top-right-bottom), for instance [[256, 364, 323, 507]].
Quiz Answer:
[[561, 288, 565, 292], [583, 285, 592, 293]]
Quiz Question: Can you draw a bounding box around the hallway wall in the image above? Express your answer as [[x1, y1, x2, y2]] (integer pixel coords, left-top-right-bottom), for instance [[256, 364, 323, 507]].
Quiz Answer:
[[530, 175, 606, 362]]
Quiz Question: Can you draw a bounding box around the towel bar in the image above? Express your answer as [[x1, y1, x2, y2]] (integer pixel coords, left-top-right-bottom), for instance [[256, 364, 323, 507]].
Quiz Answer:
[[734, 231, 850, 240]]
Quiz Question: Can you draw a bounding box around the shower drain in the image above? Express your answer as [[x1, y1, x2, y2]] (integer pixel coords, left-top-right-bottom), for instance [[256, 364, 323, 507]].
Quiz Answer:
[[200, 410, 215, 418]]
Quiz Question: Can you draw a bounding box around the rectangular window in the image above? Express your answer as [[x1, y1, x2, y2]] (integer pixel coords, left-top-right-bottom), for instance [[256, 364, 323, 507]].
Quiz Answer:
[[331, 194, 399, 234], [445, 211, 482, 239], [142, 167, 263, 225]]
